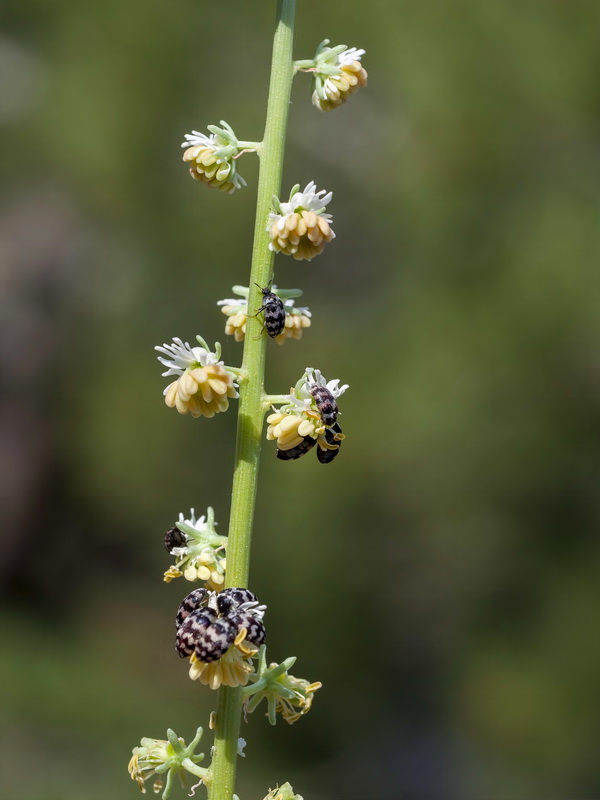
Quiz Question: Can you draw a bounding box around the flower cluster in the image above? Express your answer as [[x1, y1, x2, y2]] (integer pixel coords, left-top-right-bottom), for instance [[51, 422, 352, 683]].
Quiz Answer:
[[262, 784, 304, 800], [268, 182, 335, 261], [163, 507, 227, 590], [267, 368, 348, 463], [243, 647, 322, 725], [128, 727, 207, 800], [306, 40, 368, 112], [155, 336, 238, 418], [181, 121, 251, 193], [218, 286, 311, 344], [176, 587, 266, 689]]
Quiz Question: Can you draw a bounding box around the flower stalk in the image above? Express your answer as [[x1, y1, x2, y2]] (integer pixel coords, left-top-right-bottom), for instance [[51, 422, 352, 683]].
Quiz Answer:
[[208, 1, 297, 798]]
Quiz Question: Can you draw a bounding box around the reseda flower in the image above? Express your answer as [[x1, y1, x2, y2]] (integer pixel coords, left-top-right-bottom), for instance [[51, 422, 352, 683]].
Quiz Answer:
[[128, 727, 207, 799], [163, 507, 227, 590], [267, 368, 348, 460], [268, 182, 335, 261], [308, 40, 368, 112], [181, 121, 251, 193], [243, 646, 322, 725], [218, 292, 311, 344], [155, 336, 238, 418]]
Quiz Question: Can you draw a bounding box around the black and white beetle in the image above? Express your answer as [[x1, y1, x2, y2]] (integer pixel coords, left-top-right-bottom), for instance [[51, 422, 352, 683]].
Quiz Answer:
[[316, 423, 343, 464], [175, 587, 266, 662], [255, 282, 286, 338], [276, 435, 317, 461], [164, 526, 187, 553], [309, 384, 339, 426]]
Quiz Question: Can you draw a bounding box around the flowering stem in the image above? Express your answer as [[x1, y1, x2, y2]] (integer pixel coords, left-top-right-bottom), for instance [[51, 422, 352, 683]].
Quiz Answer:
[[208, 2, 296, 799]]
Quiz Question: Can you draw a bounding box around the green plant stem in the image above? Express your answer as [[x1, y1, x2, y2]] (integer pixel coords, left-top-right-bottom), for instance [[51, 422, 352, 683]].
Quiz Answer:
[[208, 2, 296, 799]]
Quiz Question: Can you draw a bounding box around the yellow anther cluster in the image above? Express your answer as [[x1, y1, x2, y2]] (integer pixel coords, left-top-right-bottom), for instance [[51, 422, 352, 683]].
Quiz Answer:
[[269, 210, 334, 261], [164, 364, 237, 418], [188, 633, 257, 690], [313, 59, 368, 112], [182, 144, 238, 193], [266, 410, 322, 451]]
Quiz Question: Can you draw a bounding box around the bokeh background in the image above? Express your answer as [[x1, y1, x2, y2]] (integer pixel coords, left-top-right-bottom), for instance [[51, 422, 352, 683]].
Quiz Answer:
[[2, 0, 600, 798]]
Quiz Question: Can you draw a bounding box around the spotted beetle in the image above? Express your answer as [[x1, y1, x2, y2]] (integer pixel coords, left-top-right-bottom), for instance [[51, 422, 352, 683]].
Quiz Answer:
[[309, 384, 339, 426], [176, 609, 216, 657], [230, 609, 267, 646], [176, 609, 238, 662], [164, 526, 187, 553], [175, 587, 267, 664], [276, 435, 317, 461], [216, 587, 258, 616], [176, 587, 209, 628], [316, 423, 344, 464], [255, 282, 285, 338]]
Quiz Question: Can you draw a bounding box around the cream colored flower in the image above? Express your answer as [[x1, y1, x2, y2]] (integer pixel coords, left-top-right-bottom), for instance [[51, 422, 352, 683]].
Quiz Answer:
[[312, 45, 368, 111], [268, 182, 335, 261], [277, 305, 312, 343], [163, 508, 227, 590], [181, 121, 248, 193], [155, 337, 238, 418]]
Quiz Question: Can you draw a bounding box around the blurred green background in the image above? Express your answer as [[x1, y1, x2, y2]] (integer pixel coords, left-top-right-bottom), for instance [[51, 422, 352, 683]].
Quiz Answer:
[[1, 0, 600, 798]]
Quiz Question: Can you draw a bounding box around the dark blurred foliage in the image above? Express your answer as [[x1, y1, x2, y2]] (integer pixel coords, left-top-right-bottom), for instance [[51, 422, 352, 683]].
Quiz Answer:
[[1, 0, 600, 798]]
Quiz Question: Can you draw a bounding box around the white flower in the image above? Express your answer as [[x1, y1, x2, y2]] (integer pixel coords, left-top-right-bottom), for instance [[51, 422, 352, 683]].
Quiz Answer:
[[309, 41, 368, 112], [181, 121, 248, 192], [181, 130, 216, 151], [303, 368, 349, 399], [164, 507, 228, 589], [338, 47, 365, 67], [267, 183, 335, 261], [155, 336, 221, 377], [178, 507, 209, 533], [155, 337, 238, 419], [271, 181, 333, 224]]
